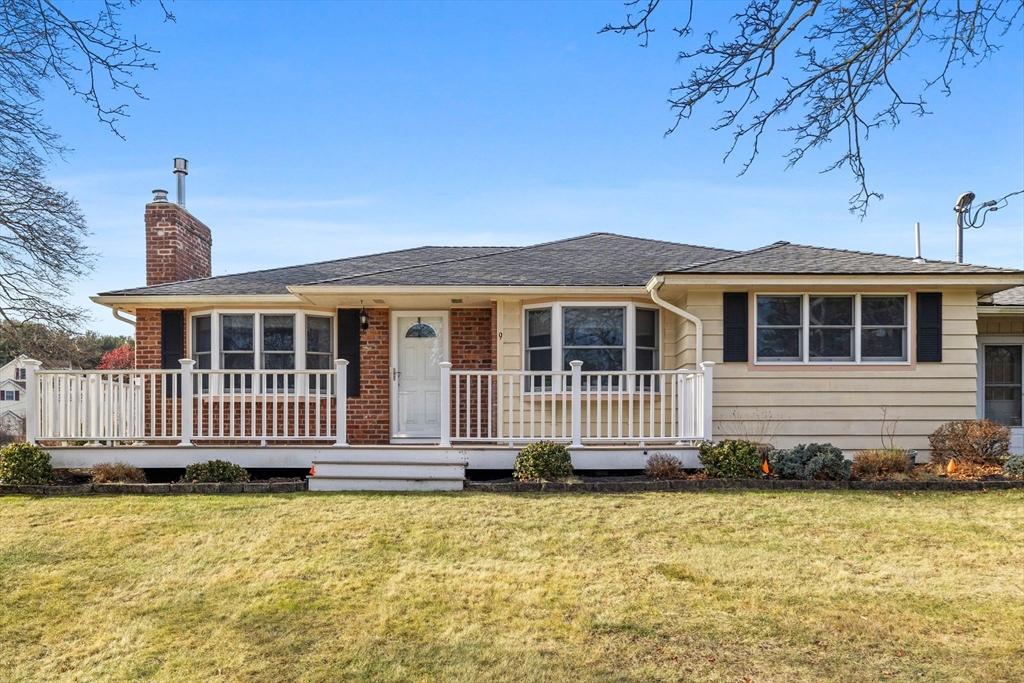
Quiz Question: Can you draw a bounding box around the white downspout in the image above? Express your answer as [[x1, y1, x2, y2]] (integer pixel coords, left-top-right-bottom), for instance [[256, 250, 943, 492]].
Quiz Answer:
[[112, 306, 136, 327], [646, 276, 702, 366]]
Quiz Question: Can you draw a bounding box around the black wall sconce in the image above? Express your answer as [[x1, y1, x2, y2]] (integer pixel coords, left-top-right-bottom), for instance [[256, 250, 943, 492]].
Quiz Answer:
[[359, 304, 370, 331]]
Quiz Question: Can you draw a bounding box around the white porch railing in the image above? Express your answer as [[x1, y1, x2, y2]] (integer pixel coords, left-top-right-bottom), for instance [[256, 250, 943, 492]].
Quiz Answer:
[[23, 357, 711, 448], [443, 361, 714, 447], [25, 359, 350, 446]]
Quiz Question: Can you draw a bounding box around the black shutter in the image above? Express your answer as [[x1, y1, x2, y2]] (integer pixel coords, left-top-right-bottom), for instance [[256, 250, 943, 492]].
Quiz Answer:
[[722, 292, 749, 362], [916, 292, 942, 362], [337, 309, 361, 397], [160, 310, 185, 369]]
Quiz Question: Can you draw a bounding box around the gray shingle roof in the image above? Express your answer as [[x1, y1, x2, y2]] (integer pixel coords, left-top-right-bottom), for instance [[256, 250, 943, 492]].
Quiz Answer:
[[989, 285, 1024, 306], [100, 234, 736, 295], [99, 233, 1021, 298], [100, 245, 513, 296], [666, 241, 1020, 275]]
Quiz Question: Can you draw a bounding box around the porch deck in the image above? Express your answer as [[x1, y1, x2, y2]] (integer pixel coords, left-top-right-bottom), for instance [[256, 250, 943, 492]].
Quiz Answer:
[[21, 359, 712, 483]]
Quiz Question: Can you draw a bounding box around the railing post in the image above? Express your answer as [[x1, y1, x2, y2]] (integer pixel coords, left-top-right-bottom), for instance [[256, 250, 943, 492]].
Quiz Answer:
[[700, 361, 715, 441], [21, 359, 42, 444], [439, 362, 452, 447], [334, 358, 349, 447], [570, 360, 583, 448], [178, 358, 195, 446], [675, 371, 686, 445]]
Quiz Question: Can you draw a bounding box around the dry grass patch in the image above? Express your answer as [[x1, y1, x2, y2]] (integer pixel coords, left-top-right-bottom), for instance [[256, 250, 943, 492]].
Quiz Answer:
[[1, 491, 1023, 682]]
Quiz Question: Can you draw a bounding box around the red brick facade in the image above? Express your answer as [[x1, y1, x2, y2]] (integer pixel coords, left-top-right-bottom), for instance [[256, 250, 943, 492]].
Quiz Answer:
[[346, 308, 391, 445], [449, 306, 497, 438], [131, 302, 496, 444], [145, 201, 212, 286], [134, 309, 165, 370], [450, 306, 496, 370]]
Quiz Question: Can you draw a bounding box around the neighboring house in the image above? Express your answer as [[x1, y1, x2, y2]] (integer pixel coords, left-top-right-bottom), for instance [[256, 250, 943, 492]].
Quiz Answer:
[[22, 187, 1023, 486], [0, 355, 28, 439]]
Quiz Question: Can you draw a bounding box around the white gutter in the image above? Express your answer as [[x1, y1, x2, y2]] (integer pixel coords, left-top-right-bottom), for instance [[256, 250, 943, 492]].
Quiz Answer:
[[112, 306, 136, 327], [646, 275, 702, 365]]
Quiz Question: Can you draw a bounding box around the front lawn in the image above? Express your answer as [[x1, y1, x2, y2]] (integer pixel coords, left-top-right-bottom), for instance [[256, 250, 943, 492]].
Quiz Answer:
[[2, 491, 1022, 682]]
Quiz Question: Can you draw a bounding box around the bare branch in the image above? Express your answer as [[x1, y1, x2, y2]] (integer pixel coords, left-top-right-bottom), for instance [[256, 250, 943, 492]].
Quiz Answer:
[[603, 0, 1024, 216]]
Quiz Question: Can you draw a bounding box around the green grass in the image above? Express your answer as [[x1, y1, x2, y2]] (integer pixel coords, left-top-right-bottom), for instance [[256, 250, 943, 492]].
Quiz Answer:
[[2, 491, 1023, 682]]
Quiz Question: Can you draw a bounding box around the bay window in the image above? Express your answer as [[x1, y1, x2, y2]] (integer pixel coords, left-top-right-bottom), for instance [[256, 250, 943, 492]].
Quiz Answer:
[[524, 303, 660, 388], [305, 316, 333, 370], [755, 294, 908, 364]]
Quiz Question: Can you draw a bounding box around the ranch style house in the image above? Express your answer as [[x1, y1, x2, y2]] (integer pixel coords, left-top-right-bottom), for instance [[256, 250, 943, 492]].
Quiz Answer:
[[18, 184, 1024, 490]]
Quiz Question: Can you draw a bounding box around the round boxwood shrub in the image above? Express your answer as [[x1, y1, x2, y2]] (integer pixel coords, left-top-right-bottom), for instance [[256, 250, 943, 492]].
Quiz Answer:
[[183, 459, 250, 483], [514, 441, 572, 481], [0, 442, 53, 485], [697, 440, 761, 479], [770, 443, 850, 481], [1004, 454, 1024, 479]]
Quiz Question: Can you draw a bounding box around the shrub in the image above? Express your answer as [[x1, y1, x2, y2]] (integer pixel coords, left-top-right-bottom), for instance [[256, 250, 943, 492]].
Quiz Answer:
[[698, 440, 761, 479], [514, 441, 572, 481], [928, 420, 1009, 466], [852, 448, 909, 480], [183, 459, 250, 483], [91, 462, 146, 483], [770, 443, 850, 481], [0, 443, 53, 485], [645, 453, 685, 480], [1004, 454, 1024, 479]]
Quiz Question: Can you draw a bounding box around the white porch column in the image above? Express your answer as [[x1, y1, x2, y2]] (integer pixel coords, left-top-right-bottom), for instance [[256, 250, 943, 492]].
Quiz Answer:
[[22, 359, 43, 444], [439, 362, 452, 447], [178, 358, 195, 446], [334, 358, 349, 447], [700, 361, 715, 441], [570, 360, 583, 448]]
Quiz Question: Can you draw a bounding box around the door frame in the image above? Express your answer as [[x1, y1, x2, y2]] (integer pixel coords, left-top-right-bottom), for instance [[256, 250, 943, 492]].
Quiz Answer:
[[976, 335, 1024, 424], [389, 310, 450, 442]]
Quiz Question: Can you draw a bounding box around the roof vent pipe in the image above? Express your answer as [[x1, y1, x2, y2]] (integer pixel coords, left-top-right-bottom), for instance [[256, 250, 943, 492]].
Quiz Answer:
[[912, 221, 925, 262], [173, 157, 189, 208]]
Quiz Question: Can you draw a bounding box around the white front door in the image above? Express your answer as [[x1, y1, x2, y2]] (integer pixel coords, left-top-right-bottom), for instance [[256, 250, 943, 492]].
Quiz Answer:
[[392, 313, 447, 440]]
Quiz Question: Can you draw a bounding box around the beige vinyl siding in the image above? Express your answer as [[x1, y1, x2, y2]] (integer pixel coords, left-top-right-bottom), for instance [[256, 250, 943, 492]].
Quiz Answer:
[[665, 287, 980, 455]]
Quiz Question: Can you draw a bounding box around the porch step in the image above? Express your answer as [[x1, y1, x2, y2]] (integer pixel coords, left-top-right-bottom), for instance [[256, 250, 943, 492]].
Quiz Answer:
[[308, 457, 466, 492], [309, 477, 463, 492]]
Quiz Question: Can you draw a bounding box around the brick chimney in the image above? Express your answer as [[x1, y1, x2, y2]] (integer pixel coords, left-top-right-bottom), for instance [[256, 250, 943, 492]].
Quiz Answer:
[[145, 188, 212, 286]]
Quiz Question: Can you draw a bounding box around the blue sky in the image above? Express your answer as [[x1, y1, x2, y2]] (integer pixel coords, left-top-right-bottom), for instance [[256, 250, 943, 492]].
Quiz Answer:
[[44, 1, 1024, 334]]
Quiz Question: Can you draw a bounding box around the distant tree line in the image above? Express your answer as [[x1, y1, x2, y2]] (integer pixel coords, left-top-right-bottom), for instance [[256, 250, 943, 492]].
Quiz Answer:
[[0, 321, 133, 369]]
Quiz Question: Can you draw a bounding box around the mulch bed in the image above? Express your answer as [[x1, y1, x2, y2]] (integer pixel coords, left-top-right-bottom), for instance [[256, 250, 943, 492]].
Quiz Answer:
[[467, 476, 1024, 493], [0, 479, 307, 496]]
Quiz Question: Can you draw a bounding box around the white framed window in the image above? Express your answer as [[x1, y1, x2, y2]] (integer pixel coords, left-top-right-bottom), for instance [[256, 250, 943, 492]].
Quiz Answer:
[[14, 368, 26, 381], [755, 293, 909, 364], [189, 311, 335, 392], [523, 302, 660, 383], [0, 390, 19, 401]]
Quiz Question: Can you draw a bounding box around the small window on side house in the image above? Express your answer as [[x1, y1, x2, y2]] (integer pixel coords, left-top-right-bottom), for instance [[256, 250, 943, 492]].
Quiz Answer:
[[861, 296, 907, 361], [756, 295, 802, 361]]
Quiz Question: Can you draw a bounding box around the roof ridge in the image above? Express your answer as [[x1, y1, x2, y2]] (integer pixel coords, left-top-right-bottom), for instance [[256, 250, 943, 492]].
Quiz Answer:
[[102, 244, 514, 294], [768, 240, 1019, 270], [582, 231, 741, 254], [295, 232, 739, 287], [671, 241, 790, 272], [291, 233, 625, 286]]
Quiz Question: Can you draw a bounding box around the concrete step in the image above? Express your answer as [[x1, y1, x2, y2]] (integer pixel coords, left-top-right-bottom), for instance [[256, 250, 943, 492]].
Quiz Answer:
[[312, 462, 465, 479], [308, 475, 464, 492]]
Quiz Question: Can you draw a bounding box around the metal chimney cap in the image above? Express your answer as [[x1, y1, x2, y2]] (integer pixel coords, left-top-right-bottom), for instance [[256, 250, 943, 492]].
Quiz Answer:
[[173, 157, 189, 175], [152, 188, 169, 202]]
